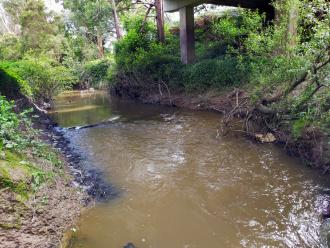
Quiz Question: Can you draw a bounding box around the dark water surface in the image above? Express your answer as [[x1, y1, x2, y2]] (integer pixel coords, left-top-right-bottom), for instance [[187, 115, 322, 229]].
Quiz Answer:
[[51, 91, 330, 248]]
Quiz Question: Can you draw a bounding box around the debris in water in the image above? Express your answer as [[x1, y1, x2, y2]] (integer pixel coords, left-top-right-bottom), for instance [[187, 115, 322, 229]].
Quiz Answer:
[[123, 242, 136, 248], [255, 133, 276, 143]]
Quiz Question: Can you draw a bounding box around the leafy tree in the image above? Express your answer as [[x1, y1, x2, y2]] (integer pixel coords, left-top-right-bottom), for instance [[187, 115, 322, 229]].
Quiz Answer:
[[2, 0, 26, 25], [0, 34, 21, 60], [63, 0, 113, 58], [19, 0, 57, 53], [1, 0, 67, 61]]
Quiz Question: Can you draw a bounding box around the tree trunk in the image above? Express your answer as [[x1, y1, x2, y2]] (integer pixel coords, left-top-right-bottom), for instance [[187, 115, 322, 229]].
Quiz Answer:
[[155, 0, 165, 43], [96, 33, 104, 58], [109, 0, 122, 39], [274, 0, 299, 51], [287, 0, 299, 48]]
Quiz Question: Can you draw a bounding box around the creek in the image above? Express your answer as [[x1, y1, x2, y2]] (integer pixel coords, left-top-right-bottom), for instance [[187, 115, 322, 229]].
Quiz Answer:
[[51, 90, 330, 248]]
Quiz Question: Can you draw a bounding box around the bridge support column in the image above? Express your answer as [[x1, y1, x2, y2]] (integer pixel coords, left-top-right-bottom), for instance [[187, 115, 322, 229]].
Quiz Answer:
[[180, 5, 195, 64]]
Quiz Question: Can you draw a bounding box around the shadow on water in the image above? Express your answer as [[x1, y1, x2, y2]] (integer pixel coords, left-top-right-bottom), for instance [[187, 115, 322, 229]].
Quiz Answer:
[[50, 91, 125, 202], [52, 125, 119, 202]]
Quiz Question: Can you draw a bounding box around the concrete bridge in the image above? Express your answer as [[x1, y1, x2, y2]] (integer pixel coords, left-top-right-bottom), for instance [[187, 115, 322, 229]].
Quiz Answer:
[[164, 0, 274, 64]]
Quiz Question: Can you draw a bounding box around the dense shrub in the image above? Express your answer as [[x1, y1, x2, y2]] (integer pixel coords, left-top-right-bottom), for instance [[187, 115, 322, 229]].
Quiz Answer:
[[0, 57, 76, 102], [0, 64, 31, 97], [113, 17, 183, 89], [0, 34, 22, 61], [112, 4, 329, 143], [81, 58, 113, 88], [197, 41, 229, 60], [114, 17, 160, 70], [238, 0, 330, 140], [183, 56, 245, 90], [212, 9, 264, 44], [112, 10, 273, 92]]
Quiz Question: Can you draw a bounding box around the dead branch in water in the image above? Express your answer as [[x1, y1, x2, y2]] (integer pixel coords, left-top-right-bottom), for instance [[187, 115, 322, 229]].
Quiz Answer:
[[158, 79, 173, 105]]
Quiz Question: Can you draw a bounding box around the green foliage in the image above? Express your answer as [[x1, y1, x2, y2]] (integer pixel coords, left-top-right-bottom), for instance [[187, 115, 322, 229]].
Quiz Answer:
[[182, 57, 245, 91], [0, 95, 34, 151], [0, 0, 79, 100], [197, 41, 229, 60], [113, 11, 266, 92], [19, 0, 54, 52], [141, 53, 182, 85], [0, 149, 51, 197], [64, 34, 99, 63], [0, 58, 76, 102], [0, 97, 21, 150], [247, 55, 307, 100], [212, 9, 265, 45], [64, 0, 112, 34], [2, 0, 67, 59], [114, 17, 159, 69], [0, 95, 61, 196], [63, 0, 113, 58], [112, 3, 329, 146], [31, 170, 46, 192], [82, 58, 113, 88], [292, 115, 311, 139], [0, 62, 32, 97], [242, 0, 330, 139], [113, 17, 183, 88], [0, 34, 22, 61], [0, 92, 61, 166], [0, 0, 128, 93]]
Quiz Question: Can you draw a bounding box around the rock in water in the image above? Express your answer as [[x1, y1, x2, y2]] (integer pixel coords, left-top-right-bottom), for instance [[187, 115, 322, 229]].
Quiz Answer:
[[123, 242, 136, 248]]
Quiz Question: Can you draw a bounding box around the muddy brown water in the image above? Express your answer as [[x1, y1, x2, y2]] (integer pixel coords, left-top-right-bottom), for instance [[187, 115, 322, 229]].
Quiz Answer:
[[51, 91, 330, 248]]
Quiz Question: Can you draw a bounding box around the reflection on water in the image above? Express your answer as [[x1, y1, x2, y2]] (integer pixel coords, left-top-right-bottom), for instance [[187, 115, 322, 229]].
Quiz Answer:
[[50, 91, 112, 127], [52, 91, 330, 248]]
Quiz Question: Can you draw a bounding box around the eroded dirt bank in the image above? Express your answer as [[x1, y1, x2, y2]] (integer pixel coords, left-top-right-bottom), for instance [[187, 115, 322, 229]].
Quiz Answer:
[[111, 84, 330, 174], [0, 175, 85, 248]]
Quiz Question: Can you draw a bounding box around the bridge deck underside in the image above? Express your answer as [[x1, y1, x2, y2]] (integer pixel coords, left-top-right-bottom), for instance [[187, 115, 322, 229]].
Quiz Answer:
[[164, 0, 272, 12]]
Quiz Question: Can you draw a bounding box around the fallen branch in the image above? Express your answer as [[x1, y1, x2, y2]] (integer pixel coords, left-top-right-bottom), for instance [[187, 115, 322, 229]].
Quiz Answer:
[[262, 46, 330, 104], [159, 79, 173, 105]]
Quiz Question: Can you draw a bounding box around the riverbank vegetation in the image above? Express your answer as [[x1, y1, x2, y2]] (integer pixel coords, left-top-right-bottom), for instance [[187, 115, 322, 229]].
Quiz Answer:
[[0, 93, 62, 195], [0, 0, 329, 246], [0, 0, 329, 169], [0, 1, 86, 245], [110, 0, 330, 169], [0, 0, 329, 173], [0, 73, 84, 247]]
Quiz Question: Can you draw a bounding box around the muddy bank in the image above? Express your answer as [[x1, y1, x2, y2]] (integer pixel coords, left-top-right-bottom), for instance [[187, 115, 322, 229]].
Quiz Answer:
[[0, 173, 85, 248], [111, 84, 330, 173], [0, 95, 115, 248]]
